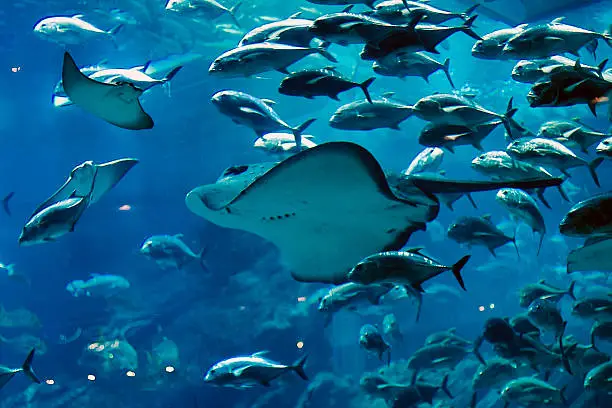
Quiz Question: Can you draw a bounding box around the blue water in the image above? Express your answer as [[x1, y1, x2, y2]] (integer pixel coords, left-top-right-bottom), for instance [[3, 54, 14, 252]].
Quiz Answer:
[[1, 0, 612, 407]]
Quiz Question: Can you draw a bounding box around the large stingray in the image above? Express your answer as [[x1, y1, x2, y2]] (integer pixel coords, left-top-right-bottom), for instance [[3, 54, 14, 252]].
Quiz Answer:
[[185, 142, 563, 284], [31, 159, 138, 217], [62, 52, 154, 130]]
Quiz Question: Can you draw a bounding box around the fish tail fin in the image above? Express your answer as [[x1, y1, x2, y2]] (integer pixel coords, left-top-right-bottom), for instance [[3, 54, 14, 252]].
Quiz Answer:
[[359, 77, 375, 103], [108, 24, 124, 36], [442, 58, 455, 88], [470, 391, 478, 408], [164, 66, 183, 83], [161, 66, 183, 98], [461, 15, 481, 41], [591, 328, 599, 351], [441, 374, 453, 398], [291, 354, 308, 381], [559, 322, 572, 375], [22, 349, 41, 384], [228, 1, 242, 27], [537, 232, 544, 256], [473, 335, 485, 365], [108, 24, 124, 49], [2, 191, 14, 216], [466, 192, 478, 208], [588, 157, 604, 187], [501, 97, 518, 138], [292, 118, 316, 151], [604, 26, 612, 47], [560, 384, 568, 406], [557, 177, 570, 202], [451, 255, 470, 291], [535, 188, 551, 209], [198, 247, 210, 274], [567, 280, 576, 300], [315, 46, 338, 63], [462, 3, 479, 18], [511, 229, 520, 259]]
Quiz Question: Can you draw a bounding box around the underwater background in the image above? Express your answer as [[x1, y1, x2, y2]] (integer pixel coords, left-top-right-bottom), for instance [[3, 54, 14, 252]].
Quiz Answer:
[[1, 0, 612, 407]]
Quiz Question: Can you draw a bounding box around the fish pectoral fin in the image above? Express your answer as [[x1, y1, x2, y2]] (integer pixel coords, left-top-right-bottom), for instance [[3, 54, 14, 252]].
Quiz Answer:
[[356, 113, 377, 119], [239, 107, 265, 116], [432, 357, 451, 364], [232, 365, 253, 376], [443, 133, 470, 141], [441, 106, 469, 113]]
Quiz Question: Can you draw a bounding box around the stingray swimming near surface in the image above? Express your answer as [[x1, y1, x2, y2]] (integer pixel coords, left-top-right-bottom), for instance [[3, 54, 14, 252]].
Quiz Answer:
[[62, 52, 154, 130], [186, 142, 562, 284]]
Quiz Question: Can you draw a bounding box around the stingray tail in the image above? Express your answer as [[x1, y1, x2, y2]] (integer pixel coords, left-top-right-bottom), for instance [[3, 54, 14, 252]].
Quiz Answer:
[[587, 157, 604, 187], [290, 355, 308, 381], [22, 349, 41, 384], [2, 192, 14, 216], [228, 1, 242, 28], [451, 255, 470, 291], [358, 77, 376, 103], [460, 16, 481, 41], [442, 58, 455, 88], [291, 118, 316, 151]]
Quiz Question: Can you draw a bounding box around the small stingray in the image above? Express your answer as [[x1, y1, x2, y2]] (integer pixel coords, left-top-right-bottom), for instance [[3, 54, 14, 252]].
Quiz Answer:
[[62, 52, 153, 130], [32, 159, 138, 217], [185, 142, 563, 284]]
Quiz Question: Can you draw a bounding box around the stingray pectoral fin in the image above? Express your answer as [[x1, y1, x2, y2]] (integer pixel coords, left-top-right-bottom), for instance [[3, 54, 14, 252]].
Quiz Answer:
[[90, 159, 139, 203], [409, 174, 563, 194], [62, 52, 154, 130], [186, 142, 438, 284]]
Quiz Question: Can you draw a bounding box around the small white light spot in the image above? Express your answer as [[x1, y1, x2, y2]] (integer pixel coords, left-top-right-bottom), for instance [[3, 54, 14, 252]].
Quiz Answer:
[[489, 303, 495, 309], [297, 296, 306, 303], [165, 366, 175, 373], [87, 374, 96, 381], [11, 67, 21, 73], [45, 379, 55, 385], [478, 306, 485, 312], [126, 370, 136, 377], [296, 341, 304, 349]]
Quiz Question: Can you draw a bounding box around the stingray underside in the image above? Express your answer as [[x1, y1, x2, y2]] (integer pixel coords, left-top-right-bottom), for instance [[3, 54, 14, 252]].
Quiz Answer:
[[186, 142, 439, 284], [62, 52, 153, 130]]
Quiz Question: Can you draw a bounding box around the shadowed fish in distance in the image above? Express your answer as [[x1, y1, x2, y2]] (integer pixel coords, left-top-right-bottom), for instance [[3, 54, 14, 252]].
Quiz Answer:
[[185, 142, 562, 284]]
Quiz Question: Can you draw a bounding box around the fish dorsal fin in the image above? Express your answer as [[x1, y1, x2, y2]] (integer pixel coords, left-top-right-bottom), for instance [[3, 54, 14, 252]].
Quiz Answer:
[[539, 279, 546, 284], [252, 351, 269, 358], [341, 5, 353, 12], [482, 214, 492, 221], [551, 17, 565, 24], [515, 23, 528, 29], [447, 327, 456, 334], [73, 14, 85, 19], [288, 11, 302, 19], [261, 99, 276, 106], [174, 233, 184, 239], [90, 273, 101, 277], [381, 91, 395, 99]]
